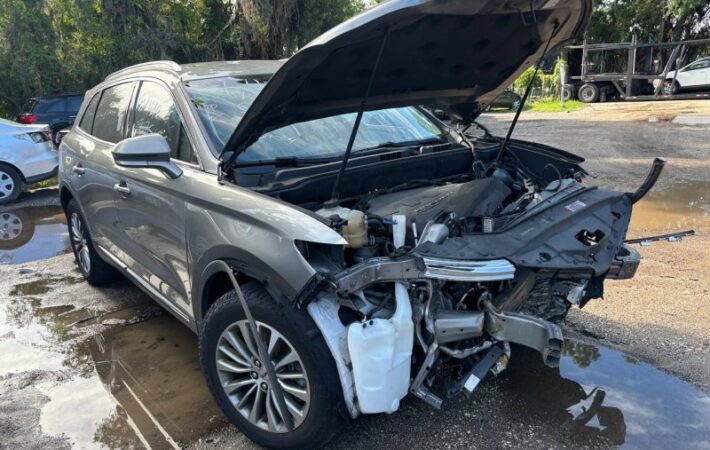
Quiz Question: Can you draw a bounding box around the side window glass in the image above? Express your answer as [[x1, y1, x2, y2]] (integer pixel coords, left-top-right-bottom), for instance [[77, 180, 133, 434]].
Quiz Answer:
[[78, 93, 100, 133], [687, 61, 709, 71], [36, 98, 67, 113], [131, 81, 196, 163], [92, 83, 135, 143]]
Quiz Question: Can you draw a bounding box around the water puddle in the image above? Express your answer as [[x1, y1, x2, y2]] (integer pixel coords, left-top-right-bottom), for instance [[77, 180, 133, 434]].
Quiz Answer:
[[630, 181, 710, 232], [0, 295, 226, 449], [0, 206, 70, 265], [500, 342, 710, 448]]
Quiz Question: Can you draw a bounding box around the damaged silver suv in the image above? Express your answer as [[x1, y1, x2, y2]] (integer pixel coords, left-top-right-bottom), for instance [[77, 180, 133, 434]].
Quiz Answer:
[[59, 1, 661, 448]]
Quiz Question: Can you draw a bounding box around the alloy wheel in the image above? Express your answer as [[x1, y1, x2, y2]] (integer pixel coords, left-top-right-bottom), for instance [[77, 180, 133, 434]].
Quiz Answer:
[[215, 320, 311, 433], [70, 212, 91, 273], [0, 169, 15, 200], [0, 212, 22, 241]]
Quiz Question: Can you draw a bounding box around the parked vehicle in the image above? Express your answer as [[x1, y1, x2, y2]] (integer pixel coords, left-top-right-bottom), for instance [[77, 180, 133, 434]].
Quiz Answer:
[[487, 89, 522, 110], [60, 1, 661, 448], [0, 119, 57, 204], [564, 32, 710, 102], [653, 57, 710, 94], [17, 93, 84, 145]]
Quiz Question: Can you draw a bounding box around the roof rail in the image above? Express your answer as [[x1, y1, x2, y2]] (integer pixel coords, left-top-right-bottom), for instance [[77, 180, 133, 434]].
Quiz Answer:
[[105, 60, 181, 81]]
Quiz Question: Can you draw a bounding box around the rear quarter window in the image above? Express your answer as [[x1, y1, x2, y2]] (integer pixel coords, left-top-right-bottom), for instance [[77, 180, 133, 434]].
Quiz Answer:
[[91, 83, 136, 143], [78, 93, 100, 133]]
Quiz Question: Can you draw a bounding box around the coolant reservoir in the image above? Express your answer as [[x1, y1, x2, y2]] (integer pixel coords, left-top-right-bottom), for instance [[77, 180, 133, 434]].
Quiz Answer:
[[316, 207, 368, 248], [348, 283, 413, 414]]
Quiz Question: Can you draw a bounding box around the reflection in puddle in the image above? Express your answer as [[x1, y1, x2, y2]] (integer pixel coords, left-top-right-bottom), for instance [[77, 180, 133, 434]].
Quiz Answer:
[[502, 341, 710, 448], [83, 315, 228, 448], [0, 206, 70, 265], [630, 181, 709, 232]]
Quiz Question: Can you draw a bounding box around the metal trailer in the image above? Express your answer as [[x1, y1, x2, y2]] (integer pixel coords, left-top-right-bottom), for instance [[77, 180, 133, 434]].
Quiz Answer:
[[563, 32, 710, 103]]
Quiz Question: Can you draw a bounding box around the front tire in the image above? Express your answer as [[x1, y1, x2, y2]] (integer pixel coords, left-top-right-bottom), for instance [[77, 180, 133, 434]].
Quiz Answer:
[[199, 283, 345, 449], [65, 199, 121, 285], [0, 164, 22, 205]]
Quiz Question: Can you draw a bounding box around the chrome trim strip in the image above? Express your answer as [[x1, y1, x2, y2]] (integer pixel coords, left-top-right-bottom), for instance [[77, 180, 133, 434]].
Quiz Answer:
[[96, 245, 190, 321], [422, 257, 515, 281]]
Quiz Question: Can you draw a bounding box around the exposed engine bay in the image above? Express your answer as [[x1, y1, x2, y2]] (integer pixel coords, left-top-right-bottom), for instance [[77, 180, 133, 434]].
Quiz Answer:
[[240, 133, 660, 418]]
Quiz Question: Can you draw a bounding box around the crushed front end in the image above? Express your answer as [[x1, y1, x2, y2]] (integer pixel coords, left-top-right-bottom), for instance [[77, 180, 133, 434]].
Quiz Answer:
[[298, 141, 658, 417]]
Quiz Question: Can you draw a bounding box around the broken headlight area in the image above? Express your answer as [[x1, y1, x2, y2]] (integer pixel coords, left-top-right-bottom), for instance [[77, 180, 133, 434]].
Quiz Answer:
[[296, 143, 655, 418]]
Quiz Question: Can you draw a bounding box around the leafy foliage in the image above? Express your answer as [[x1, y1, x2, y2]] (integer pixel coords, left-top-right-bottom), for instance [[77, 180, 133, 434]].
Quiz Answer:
[[0, 0, 366, 117], [1, 1, 708, 118], [586, 0, 710, 44]]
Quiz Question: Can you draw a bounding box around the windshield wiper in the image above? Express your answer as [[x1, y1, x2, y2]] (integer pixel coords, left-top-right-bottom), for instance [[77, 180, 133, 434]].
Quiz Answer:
[[352, 137, 447, 155], [234, 156, 339, 168]]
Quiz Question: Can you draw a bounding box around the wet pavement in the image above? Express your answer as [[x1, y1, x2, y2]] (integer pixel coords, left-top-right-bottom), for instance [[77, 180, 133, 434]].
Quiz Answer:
[[2, 281, 709, 449]]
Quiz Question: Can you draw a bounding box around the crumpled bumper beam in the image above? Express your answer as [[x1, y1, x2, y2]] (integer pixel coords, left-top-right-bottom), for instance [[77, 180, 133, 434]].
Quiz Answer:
[[484, 302, 563, 368]]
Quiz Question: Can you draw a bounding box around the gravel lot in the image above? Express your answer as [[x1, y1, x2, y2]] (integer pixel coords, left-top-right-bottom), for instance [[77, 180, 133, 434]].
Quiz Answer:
[[1, 100, 708, 449]]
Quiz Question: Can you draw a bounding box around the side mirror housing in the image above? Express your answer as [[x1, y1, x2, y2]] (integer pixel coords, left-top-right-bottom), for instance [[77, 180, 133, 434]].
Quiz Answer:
[[112, 134, 182, 179]]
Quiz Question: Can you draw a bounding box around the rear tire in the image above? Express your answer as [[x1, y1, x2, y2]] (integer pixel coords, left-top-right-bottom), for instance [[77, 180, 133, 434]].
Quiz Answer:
[[662, 80, 680, 95], [65, 199, 121, 285], [562, 84, 575, 101], [199, 283, 345, 449], [0, 164, 22, 205], [578, 83, 599, 103]]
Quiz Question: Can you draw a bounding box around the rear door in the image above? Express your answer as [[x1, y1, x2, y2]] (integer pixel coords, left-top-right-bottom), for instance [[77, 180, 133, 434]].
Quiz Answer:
[[111, 80, 199, 318], [68, 82, 137, 251]]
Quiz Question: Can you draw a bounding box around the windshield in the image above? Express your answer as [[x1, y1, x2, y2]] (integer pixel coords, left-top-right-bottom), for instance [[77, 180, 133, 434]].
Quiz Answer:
[[185, 76, 445, 162]]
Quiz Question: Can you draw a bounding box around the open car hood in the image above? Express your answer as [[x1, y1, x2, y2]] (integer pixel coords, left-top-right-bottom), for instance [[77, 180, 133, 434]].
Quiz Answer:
[[222, 0, 591, 161]]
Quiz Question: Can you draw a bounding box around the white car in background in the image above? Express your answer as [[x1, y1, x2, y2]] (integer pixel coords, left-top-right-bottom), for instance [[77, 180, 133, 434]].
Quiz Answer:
[[0, 118, 58, 204], [654, 57, 710, 94]]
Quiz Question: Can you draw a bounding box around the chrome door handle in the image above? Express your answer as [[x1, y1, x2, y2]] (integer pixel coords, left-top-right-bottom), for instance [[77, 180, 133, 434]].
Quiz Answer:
[[72, 164, 85, 175], [113, 183, 131, 196]]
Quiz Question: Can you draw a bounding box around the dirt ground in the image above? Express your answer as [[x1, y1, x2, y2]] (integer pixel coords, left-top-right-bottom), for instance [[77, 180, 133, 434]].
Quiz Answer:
[[1, 100, 709, 449]]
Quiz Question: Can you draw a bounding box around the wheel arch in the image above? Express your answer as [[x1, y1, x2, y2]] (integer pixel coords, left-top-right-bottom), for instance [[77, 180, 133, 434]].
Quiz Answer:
[[192, 248, 305, 330], [0, 160, 26, 183], [59, 183, 74, 210]]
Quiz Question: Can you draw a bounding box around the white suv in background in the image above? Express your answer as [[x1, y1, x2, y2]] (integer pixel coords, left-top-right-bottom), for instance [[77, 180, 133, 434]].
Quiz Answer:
[[0, 118, 58, 204], [655, 57, 710, 94]]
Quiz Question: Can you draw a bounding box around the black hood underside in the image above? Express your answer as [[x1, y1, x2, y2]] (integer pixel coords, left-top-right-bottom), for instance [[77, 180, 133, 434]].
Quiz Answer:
[[223, 0, 592, 160]]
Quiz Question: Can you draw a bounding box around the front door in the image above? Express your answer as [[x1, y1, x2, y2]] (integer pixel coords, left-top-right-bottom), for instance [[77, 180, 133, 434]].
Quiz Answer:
[[678, 60, 710, 88], [111, 80, 200, 319]]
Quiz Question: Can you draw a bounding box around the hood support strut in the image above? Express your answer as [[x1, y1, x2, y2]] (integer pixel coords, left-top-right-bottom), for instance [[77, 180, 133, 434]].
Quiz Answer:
[[326, 29, 390, 207], [495, 20, 559, 166]]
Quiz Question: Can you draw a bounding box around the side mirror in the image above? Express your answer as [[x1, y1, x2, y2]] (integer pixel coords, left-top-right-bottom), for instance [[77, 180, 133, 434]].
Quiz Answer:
[[112, 134, 182, 179]]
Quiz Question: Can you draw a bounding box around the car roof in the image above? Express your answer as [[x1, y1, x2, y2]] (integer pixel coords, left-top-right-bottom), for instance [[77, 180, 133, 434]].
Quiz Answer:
[[103, 60, 284, 84], [29, 93, 84, 100]]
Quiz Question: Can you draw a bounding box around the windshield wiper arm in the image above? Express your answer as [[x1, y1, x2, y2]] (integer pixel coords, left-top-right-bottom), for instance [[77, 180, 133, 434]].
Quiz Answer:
[[352, 137, 446, 154]]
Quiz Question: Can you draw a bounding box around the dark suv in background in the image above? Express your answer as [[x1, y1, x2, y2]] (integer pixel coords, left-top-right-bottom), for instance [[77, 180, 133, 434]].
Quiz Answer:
[[18, 93, 84, 144]]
